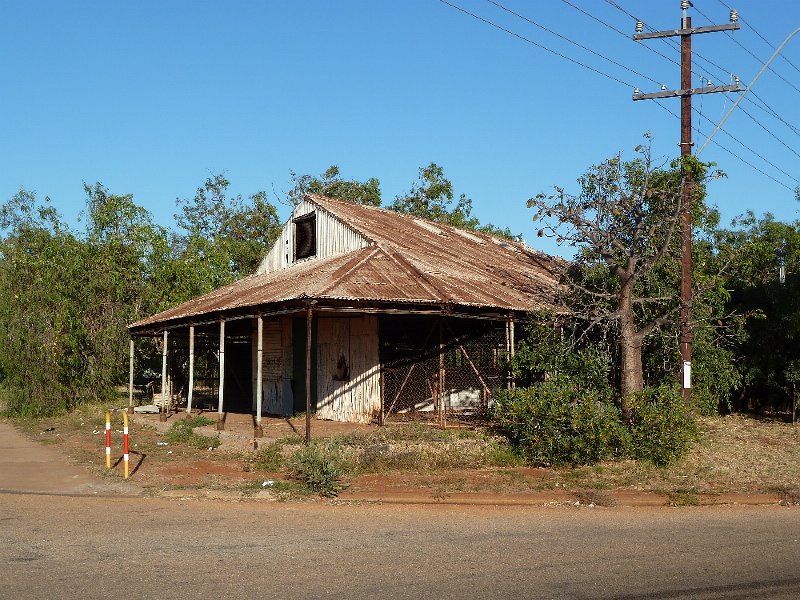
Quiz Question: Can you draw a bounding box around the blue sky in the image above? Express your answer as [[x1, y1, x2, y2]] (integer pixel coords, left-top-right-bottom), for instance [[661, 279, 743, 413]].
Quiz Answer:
[[2, 0, 798, 257]]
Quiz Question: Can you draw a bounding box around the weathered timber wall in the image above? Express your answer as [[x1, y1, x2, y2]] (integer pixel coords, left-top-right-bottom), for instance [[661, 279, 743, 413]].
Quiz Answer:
[[256, 199, 370, 274], [316, 315, 380, 424], [251, 316, 294, 416]]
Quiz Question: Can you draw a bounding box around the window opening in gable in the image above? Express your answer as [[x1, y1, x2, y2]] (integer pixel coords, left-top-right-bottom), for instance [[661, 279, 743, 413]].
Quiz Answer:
[[294, 213, 316, 261]]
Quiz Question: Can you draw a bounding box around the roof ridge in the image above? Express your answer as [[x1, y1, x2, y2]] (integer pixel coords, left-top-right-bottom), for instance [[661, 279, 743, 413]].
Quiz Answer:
[[378, 242, 450, 303], [314, 246, 382, 297], [304, 193, 534, 257]]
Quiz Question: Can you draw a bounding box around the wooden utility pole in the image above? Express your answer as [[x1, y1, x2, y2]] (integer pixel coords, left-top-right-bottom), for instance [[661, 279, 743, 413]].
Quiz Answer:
[[632, 2, 741, 404]]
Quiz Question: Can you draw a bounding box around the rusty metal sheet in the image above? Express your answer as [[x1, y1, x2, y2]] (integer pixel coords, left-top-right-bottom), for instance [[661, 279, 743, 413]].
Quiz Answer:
[[130, 195, 563, 332]]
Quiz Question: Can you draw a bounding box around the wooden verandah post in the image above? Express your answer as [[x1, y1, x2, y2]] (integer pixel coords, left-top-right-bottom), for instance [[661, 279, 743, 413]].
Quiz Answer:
[[305, 304, 313, 446], [255, 315, 264, 438], [217, 318, 225, 431], [509, 314, 516, 390], [438, 316, 446, 428], [186, 323, 195, 415], [160, 329, 169, 422]]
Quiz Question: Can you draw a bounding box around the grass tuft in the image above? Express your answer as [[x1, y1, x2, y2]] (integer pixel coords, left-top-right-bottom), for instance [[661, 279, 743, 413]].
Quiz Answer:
[[165, 416, 220, 449]]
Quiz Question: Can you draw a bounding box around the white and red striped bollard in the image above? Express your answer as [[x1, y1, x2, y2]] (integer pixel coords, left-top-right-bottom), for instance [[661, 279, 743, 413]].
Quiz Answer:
[[123, 412, 130, 480], [105, 410, 112, 469]]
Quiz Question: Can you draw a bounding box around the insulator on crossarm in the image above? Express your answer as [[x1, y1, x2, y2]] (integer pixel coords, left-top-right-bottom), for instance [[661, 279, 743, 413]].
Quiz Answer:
[[634, 87, 640, 94], [730, 9, 739, 23], [635, 20, 644, 33], [661, 84, 667, 91]]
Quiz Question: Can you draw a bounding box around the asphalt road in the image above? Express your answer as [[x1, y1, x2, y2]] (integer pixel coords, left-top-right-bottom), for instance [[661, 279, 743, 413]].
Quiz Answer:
[[1, 493, 799, 600]]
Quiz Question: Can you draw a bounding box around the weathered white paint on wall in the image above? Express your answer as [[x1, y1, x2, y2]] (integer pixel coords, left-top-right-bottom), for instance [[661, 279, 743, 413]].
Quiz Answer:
[[316, 316, 380, 424], [256, 199, 370, 274], [251, 316, 294, 416]]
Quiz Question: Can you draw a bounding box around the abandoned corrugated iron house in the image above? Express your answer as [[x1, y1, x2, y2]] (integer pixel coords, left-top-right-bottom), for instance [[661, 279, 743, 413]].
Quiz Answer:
[[128, 194, 560, 434]]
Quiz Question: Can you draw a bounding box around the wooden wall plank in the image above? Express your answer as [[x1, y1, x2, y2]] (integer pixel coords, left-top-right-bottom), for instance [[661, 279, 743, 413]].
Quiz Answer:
[[315, 316, 379, 424]]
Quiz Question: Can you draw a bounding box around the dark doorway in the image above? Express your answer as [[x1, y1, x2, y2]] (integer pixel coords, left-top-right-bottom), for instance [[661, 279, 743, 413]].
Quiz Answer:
[[223, 334, 253, 412]]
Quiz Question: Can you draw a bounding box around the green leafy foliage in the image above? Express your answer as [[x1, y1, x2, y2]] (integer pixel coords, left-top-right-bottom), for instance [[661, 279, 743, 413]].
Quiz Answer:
[[492, 383, 627, 467], [0, 176, 283, 417], [391, 163, 518, 239], [511, 315, 613, 392], [251, 441, 287, 472], [174, 173, 281, 285], [492, 381, 699, 467], [720, 212, 800, 413], [287, 441, 353, 497], [626, 386, 699, 466], [691, 324, 742, 415], [0, 187, 158, 414], [287, 165, 382, 207], [527, 143, 725, 406]]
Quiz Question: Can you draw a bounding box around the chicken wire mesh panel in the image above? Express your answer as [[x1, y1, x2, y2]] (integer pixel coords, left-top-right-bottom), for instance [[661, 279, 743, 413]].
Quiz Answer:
[[380, 316, 508, 423], [166, 333, 221, 411]]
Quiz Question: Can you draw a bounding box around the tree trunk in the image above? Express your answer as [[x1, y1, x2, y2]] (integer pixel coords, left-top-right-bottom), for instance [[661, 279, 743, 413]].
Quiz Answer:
[[618, 281, 644, 419]]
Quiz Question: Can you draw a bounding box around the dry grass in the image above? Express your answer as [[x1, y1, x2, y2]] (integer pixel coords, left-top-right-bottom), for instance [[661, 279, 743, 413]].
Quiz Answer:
[[10, 406, 800, 499], [680, 415, 800, 492], [544, 415, 800, 496]]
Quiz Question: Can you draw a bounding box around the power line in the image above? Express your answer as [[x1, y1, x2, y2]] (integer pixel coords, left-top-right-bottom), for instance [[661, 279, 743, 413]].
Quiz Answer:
[[734, 102, 800, 160], [440, 0, 797, 191], [693, 3, 800, 95], [558, 0, 681, 69], [746, 90, 800, 138], [714, 0, 800, 77], [694, 106, 800, 185], [602, 0, 736, 86], [608, 0, 799, 187], [654, 101, 795, 191], [484, 0, 664, 86], [437, 0, 635, 88], [688, 5, 800, 143]]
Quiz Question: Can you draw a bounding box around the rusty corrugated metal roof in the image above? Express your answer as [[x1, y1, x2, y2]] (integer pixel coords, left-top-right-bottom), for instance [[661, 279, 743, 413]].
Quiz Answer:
[[130, 195, 562, 331]]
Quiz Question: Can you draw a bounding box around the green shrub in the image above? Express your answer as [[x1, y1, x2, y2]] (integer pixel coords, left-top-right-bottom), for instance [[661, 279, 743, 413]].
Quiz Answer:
[[493, 382, 699, 468], [692, 328, 741, 415], [492, 380, 627, 466], [287, 441, 353, 497], [626, 386, 699, 466], [183, 415, 215, 428], [165, 416, 220, 449], [252, 441, 287, 472]]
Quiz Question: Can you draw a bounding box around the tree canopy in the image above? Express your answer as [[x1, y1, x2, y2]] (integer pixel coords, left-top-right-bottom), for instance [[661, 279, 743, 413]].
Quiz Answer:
[[390, 162, 517, 239], [0, 176, 282, 415], [287, 166, 381, 207], [526, 144, 727, 412]]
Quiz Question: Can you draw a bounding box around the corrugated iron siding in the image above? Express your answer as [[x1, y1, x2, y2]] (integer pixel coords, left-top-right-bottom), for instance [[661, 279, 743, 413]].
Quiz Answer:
[[257, 199, 370, 274]]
